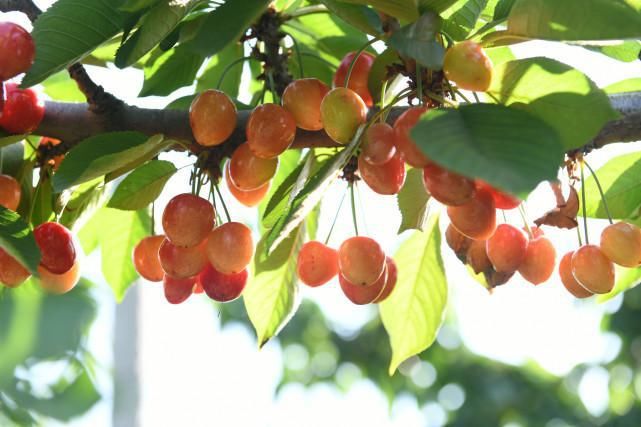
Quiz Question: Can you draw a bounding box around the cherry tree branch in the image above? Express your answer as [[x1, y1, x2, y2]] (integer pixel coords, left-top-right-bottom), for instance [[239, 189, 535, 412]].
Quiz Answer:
[[0, 0, 40, 22]]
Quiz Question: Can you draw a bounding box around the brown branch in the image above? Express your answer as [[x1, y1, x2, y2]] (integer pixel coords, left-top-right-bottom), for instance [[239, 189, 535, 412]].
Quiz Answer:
[[0, 0, 40, 22]]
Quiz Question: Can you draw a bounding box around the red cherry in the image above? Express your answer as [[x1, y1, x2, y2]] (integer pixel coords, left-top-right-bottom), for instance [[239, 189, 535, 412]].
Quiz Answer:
[[559, 251, 592, 298], [475, 181, 521, 210], [447, 188, 497, 240], [158, 238, 208, 279], [193, 281, 204, 294], [38, 262, 80, 294], [518, 233, 556, 285], [0, 83, 45, 134], [339, 266, 387, 305], [0, 174, 21, 211], [422, 162, 475, 206], [34, 222, 76, 274], [361, 122, 396, 166], [0, 247, 30, 287], [373, 257, 398, 303], [246, 103, 296, 159], [163, 274, 195, 304], [282, 78, 329, 131], [393, 106, 431, 168], [162, 193, 215, 247], [338, 236, 386, 286], [296, 241, 339, 287], [445, 223, 472, 261], [206, 222, 254, 274], [571, 245, 615, 294], [198, 264, 248, 302], [358, 151, 406, 195], [466, 238, 491, 275], [333, 51, 375, 107], [133, 235, 164, 282], [486, 224, 528, 273], [0, 22, 35, 80]]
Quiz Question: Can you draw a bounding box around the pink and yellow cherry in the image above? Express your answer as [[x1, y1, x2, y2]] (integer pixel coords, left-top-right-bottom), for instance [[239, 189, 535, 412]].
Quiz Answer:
[[466, 239, 491, 275], [34, 222, 76, 275], [447, 188, 496, 240], [486, 224, 528, 273], [198, 264, 248, 302], [445, 223, 472, 261], [393, 106, 431, 168], [600, 221, 641, 267], [189, 89, 237, 147], [361, 122, 396, 165], [133, 235, 165, 282], [0, 83, 45, 134], [0, 248, 30, 287], [518, 231, 556, 285], [338, 236, 386, 286], [443, 40, 493, 92], [246, 103, 296, 159], [228, 143, 278, 191], [476, 180, 521, 210], [320, 87, 367, 144], [163, 274, 195, 304], [0, 22, 35, 80], [162, 193, 215, 247], [559, 252, 593, 298], [422, 162, 475, 206], [333, 51, 375, 107], [296, 241, 339, 287], [571, 245, 615, 294], [158, 238, 207, 279], [206, 222, 253, 275], [282, 78, 329, 131], [0, 174, 21, 211], [373, 257, 398, 303], [358, 151, 405, 195], [339, 265, 387, 305], [224, 164, 270, 207], [38, 261, 80, 294]]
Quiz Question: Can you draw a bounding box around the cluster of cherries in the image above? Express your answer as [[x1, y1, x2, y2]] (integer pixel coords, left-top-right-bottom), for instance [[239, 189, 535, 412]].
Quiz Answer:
[[132, 193, 254, 304]]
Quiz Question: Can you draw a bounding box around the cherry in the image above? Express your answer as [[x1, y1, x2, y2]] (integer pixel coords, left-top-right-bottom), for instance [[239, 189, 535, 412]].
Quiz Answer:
[[158, 238, 208, 279], [38, 137, 64, 170], [0, 22, 35, 80], [445, 223, 472, 261], [133, 235, 165, 282], [443, 40, 493, 92], [393, 106, 431, 168], [361, 122, 396, 165], [338, 236, 386, 286], [320, 87, 367, 144], [373, 257, 397, 303], [296, 241, 339, 287], [475, 180, 521, 210], [162, 193, 215, 247], [206, 222, 254, 275], [38, 262, 80, 294], [228, 143, 278, 191], [559, 252, 593, 298], [247, 103, 296, 159], [0, 247, 30, 287], [358, 151, 405, 195], [518, 232, 556, 285], [486, 224, 528, 273], [466, 239, 491, 275], [193, 281, 204, 294], [34, 222, 76, 275], [333, 51, 375, 107], [189, 89, 237, 147], [163, 274, 195, 304], [571, 245, 615, 294], [282, 78, 329, 131], [447, 188, 496, 240], [0, 83, 45, 134], [224, 163, 270, 207], [339, 265, 387, 305], [422, 162, 475, 206], [198, 263, 248, 302], [0, 174, 21, 211], [600, 221, 641, 267]]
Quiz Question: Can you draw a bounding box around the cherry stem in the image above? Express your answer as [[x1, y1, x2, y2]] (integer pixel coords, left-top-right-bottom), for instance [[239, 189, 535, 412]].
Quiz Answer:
[[350, 183, 359, 236], [285, 4, 328, 19], [214, 184, 231, 223], [416, 63, 424, 106], [576, 222, 583, 246], [379, 80, 388, 121], [580, 161, 590, 245], [583, 159, 613, 225], [284, 33, 304, 78], [472, 92, 481, 103], [426, 90, 458, 107], [344, 36, 380, 88], [324, 186, 348, 245], [518, 204, 533, 238], [216, 56, 253, 90], [267, 70, 280, 103]]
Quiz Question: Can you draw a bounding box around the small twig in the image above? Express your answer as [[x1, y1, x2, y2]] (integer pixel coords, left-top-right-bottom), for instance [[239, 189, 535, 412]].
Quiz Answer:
[[0, 0, 41, 22]]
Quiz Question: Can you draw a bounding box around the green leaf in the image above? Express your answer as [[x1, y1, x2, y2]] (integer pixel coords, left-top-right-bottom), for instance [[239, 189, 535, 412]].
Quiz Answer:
[[0, 207, 40, 275], [41, 71, 85, 102], [320, 0, 383, 36], [388, 12, 445, 69], [185, 0, 270, 56], [507, 0, 641, 41], [441, 0, 489, 41], [258, 150, 304, 232], [397, 168, 431, 233], [598, 264, 641, 302], [0, 134, 26, 150], [412, 104, 563, 197], [488, 57, 619, 151], [580, 152, 641, 219], [368, 48, 403, 105], [120, 0, 161, 12], [59, 179, 106, 231], [342, 0, 419, 21], [108, 160, 177, 210], [116, 0, 200, 68], [605, 78, 641, 94], [140, 45, 204, 97], [420, 0, 461, 13], [196, 42, 244, 97], [380, 214, 447, 375], [22, 0, 129, 87], [261, 159, 307, 231], [52, 133, 169, 192], [31, 175, 55, 226], [584, 40, 641, 62], [244, 224, 306, 347]]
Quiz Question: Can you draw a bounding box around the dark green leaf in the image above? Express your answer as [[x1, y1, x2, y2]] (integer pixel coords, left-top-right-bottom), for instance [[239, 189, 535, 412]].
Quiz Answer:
[[420, 0, 460, 13], [0, 134, 25, 150], [31, 175, 55, 226], [0, 207, 40, 274], [397, 168, 431, 233], [120, 0, 161, 12], [411, 104, 563, 197], [441, 0, 488, 41], [493, 0, 516, 20], [342, 0, 419, 21], [388, 12, 445, 69], [196, 42, 245, 98], [108, 160, 177, 210], [368, 48, 403, 105], [320, 0, 383, 35], [140, 45, 204, 97]]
